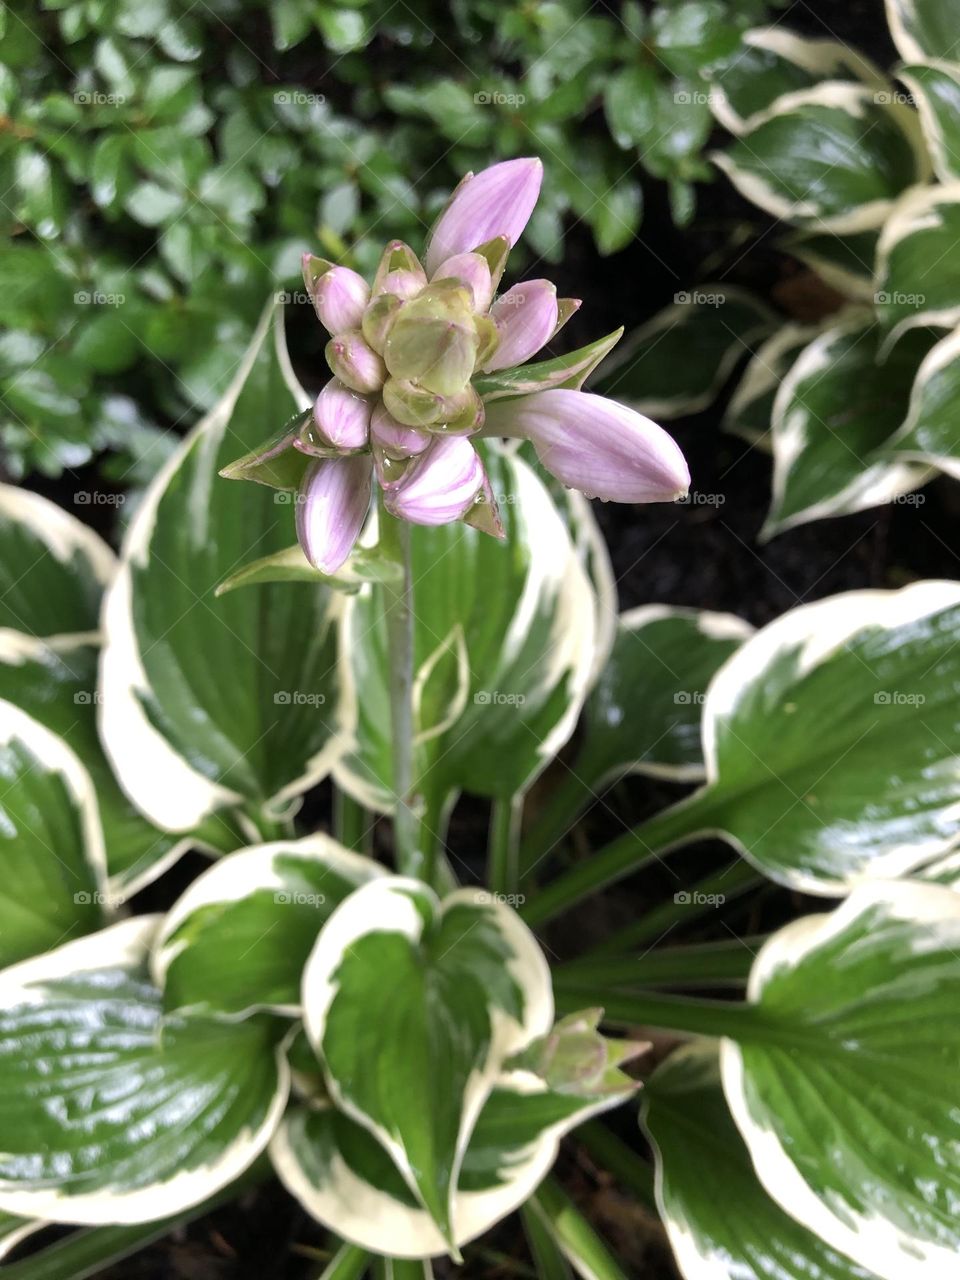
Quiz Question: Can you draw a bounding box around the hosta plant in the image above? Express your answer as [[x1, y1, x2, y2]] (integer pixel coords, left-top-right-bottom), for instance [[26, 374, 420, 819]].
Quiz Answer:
[[0, 159, 958, 1280], [601, 0, 960, 537]]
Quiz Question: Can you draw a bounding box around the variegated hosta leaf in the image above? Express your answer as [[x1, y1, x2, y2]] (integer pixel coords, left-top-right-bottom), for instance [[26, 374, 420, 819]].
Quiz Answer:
[[594, 287, 774, 418], [712, 86, 926, 233], [722, 880, 960, 1280], [0, 483, 115, 641], [888, 325, 960, 478], [474, 329, 622, 402], [334, 445, 596, 813], [300, 877, 554, 1248], [0, 917, 289, 1223], [576, 607, 753, 786], [100, 303, 342, 834], [0, 698, 106, 967], [706, 27, 885, 135], [154, 836, 384, 1017], [875, 183, 960, 342], [722, 324, 819, 450], [0, 1213, 45, 1262], [0, 634, 233, 895], [886, 0, 960, 61], [898, 62, 960, 182], [643, 1042, 874, 1280], [780, 232, 877, 301], [698, 581, 960, 893], [763, 316, 934, 538], [272, 1010, 640, 1258]]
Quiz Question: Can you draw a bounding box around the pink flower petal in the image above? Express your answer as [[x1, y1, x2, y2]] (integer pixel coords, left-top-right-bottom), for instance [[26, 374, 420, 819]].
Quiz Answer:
[[484, 389, 690, 503], [483, 280, 559, 371], [295, 456, 372, 573], [313, 378, 373, 450], [430, 252, 494, 312], [384, 436, 486, 526], [370, 402, 430, 458], [424, 158, 543, 275]]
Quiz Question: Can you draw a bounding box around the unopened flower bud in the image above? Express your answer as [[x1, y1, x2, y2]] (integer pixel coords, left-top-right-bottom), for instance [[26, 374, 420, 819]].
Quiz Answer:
[[383, 287, 478, 397], [325, 331, 386, 394], [370, 402, 430, 459], [302, 255, 369, 334], [384, 436, 487, 527], [361, 293, 403, 355], [428, 385, 485, 436], [312, 378, 372, 451], [373, 241, 427, 298], [484, 280, 558, 372], [382, 377, 446, 427], [431, 251, 494, 312]]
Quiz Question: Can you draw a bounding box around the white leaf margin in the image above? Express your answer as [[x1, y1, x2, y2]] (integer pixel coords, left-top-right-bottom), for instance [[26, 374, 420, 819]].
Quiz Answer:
[[876, 182, 960, 350], [151, 834, 386, 1017], [722, 323, 821, 451], [762, 311, 931, 539], [99, 301, 347, 833], [301, 877, 554, 1240], [720, 879, 960, 1280], [0, 483, 116, 645], [596, 286, 776, 419], [271, 1068, 633, 1260], [701, 580, 960, 893], [708, 27, 887, 135], [887, 322, 960, 480], [885, 0, 941, 63], [0, 692, 108, 903], [0, 915, 291, 1225], [711, 85, 930, 235], [897, 61, 960, 184]]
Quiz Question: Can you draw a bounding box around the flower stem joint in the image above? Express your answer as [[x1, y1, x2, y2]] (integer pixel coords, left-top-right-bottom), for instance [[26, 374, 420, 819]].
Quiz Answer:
[[228, 158, 689, 573]]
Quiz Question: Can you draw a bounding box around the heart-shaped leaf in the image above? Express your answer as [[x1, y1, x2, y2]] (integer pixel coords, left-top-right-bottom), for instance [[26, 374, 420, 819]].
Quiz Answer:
[[154, 836, 384, 1017], [644, 1042, 874, 1280], [272, 1010, 639, 1258], [0, 917, 288, 1223], [699, 580, 960, 892], [100, 303, 342, 834], [301, 877, 554, 1248], [713, 86, 926, 232], [722, 880, 960, 1280]]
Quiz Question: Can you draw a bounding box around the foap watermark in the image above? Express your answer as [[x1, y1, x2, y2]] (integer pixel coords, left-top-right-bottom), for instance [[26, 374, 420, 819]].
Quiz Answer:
[[73, 690, 104, 706], [74, 290, 125, 307], [674, 890, 725, 906], [474, 90, 526, 107], [874, 690, 925, 706], [473, 890, 526, 908], [673, 690, 706, 706], [674, 289, 725, 307], [75, 491, 125, 507], [674, 490, 725, 507], [274, 91, 326, 106], [474, 690, 526, 706], [893, 492, 925, 506], [274, 491, 307, 505], [74, 90, 126, 106], [874, 90, 917, 106], [674, 89, 721, 107], [274, 690, 327, 707], [75, 890, 127, 908], [275, 290, 312, 306], [273, 890, 327, 907], [875, 291, 926, 308]]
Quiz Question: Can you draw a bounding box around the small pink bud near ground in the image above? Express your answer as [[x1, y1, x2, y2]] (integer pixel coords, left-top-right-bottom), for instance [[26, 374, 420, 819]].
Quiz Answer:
[[384, 436, 487, 526], [484, 280, 559, 372], [483, 389, 690, 504], [296, 456, 373, 574], [313, 379, 373, 451], [424, 157, 543, 275]]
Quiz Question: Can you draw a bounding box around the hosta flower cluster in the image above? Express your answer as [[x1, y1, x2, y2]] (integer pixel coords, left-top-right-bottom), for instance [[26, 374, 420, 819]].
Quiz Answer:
[[252, 158, 689, 574]]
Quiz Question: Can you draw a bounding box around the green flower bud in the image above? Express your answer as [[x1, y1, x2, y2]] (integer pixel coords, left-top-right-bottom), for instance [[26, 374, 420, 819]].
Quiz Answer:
[[383, 285, 479, 397], [325, 331, 386, 394], [372, 240, 427, 297], [382, 377, 446, 427], [474, 314, 500, 370], [361, 293, 403, 355], [426, 386, 485, 436]]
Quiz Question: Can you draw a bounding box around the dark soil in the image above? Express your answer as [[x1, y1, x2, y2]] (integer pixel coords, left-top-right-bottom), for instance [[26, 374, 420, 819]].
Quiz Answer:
[[10, 0, 949, 1275]]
